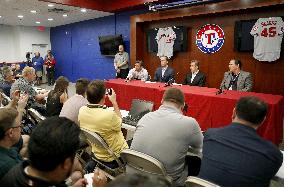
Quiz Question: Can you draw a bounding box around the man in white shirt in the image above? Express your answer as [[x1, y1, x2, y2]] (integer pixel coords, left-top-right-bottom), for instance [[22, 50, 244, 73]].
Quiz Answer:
[[60, 78, 90, 125], [126, 61, 148, 81]]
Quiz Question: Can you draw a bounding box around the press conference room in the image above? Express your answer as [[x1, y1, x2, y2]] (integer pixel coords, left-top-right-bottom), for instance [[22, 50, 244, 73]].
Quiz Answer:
[[0, 0, 284, 187]]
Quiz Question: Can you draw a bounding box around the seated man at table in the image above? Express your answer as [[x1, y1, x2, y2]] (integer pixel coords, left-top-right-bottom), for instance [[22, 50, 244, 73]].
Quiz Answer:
[[131, 88, 203, 186], [153, 56, 175, 83], [183, 60, 206, 87], [126, 60, 148, 81], [78, 80, 128, 163], [220, 59, 253, 92], [198, 96, 283, 186]]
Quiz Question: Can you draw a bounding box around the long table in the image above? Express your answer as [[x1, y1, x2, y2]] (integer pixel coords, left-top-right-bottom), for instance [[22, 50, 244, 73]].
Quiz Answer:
[[105, 79, 284, 145]]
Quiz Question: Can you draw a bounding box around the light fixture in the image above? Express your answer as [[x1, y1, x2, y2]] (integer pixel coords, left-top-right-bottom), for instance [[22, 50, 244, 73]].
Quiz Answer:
[[48, 18, 53, 21], [0, 16, 2, 18], [36, 21, 41, 24], [30, 10, 37, 14], [48, 4, 54, 7], [80, 8, 87, 13], [63, 14, 68, 17], [17, 15, 24, 18]]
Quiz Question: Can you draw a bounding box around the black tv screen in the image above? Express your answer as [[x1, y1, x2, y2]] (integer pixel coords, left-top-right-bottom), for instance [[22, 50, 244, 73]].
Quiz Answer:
[[146, 26, 188, 53], [98, 35, 123, 56]]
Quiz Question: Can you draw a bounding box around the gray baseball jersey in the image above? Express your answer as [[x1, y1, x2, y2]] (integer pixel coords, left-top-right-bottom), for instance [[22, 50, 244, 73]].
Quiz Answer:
[[250, 17, 284, 62], [156, 27, 176, 59]]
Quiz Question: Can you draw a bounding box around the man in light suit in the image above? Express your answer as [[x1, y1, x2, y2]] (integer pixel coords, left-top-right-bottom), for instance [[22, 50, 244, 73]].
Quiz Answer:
[[220, 59, 253, 92], [183, 60, 206, 87], [154, 56, 174, 83]]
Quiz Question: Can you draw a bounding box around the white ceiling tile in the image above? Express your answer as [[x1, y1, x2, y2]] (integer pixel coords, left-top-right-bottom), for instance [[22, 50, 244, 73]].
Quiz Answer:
[[0, 0, 113, 27]]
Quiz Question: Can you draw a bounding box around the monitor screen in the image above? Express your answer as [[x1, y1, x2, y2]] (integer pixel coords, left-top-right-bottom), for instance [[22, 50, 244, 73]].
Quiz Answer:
[[129, 99, 154, 119], [98, 35, 123, 56]]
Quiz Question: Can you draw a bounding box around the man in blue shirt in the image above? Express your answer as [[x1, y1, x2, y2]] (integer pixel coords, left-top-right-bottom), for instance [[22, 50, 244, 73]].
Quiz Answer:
[[32, 52, 44, 85], [198, 96, 283, 187]]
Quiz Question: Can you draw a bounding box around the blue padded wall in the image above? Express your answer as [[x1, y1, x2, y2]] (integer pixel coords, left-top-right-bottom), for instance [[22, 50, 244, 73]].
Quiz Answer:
[[50, 9, 147, 82]]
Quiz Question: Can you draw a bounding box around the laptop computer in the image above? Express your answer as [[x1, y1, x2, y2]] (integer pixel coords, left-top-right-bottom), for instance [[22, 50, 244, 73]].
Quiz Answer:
[[122, 99, 154, 126]]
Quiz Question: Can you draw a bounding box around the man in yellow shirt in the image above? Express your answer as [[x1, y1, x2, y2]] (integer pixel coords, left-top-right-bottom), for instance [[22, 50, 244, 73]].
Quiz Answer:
[[78, 80, 128, 162]]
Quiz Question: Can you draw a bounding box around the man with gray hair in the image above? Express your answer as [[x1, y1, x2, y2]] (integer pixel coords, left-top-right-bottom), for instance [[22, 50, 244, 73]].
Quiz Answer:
[[131, 88, 203, 186], [10, 67, 48, 113]]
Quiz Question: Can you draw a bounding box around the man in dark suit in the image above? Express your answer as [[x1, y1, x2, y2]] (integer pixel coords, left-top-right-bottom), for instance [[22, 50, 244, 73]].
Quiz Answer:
[[220, 59, 253, 92], [153, 56, 174, 83], [183, 60, 206, 86]]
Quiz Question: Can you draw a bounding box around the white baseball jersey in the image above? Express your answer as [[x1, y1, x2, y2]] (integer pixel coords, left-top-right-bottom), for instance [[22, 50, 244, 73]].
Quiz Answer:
[[155, 27, 176, 59], [250, 17, 284, 62]]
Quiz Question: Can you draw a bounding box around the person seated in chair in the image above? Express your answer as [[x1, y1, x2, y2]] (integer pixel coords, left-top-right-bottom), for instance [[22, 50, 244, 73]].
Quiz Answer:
[[78, 80, 128, 165], [198, 96, 282, 186], [0, 93, 28, 180], [0, 117, 86, 187], [131, 88, 203, 186], [10, 67, 48, 115], [126, 61, 148, 81], [220, 59, 253, 92], [60, 78, 90, 125], [153, 56, 174, 83], [183, 60, 206, 87], [0, 68, 15, 97], [46, 76, 69, 117]]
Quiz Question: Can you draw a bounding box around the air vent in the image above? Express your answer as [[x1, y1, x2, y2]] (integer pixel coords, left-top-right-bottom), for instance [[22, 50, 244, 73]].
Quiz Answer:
[[48, 8, 69, 14]]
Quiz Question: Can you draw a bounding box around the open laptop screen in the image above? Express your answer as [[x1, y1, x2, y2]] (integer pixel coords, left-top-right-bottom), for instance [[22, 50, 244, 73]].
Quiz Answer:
[[128, 99, 154, 119]]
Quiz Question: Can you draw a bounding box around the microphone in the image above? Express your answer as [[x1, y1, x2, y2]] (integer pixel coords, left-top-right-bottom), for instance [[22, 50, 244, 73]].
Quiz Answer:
[[164, 77, 174, 87]]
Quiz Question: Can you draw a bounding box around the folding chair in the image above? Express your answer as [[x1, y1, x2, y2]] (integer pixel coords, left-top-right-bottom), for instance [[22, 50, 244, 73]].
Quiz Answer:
[[80, 128, 125, 179], [120, 149, 173, 184], [185, 176, 220, 187], [27, 108, 46, 124]]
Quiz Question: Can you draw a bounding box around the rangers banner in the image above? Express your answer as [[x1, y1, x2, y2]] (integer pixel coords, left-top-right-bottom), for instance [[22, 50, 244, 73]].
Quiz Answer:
[[196, 24, 225, 54]]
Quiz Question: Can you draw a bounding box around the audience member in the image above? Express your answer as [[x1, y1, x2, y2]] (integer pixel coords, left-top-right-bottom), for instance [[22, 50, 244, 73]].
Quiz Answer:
[[46, 76, 69, 117], [153, 56, 174, 83], [13, 64, 22, 79], [126, 60, 148, 81], [0, 117, 86, 187], [10, 67, 48, 113], [44, 50, 54, 61], [60, 78, 90, 125], [114, 44, 129, 79], [32, 52, 44, 85], [183, 60, 206, 86], [44, 52, 56, 86], [0, 68, 15, 96], [198, 96, 283, 186], [78, 80, 128, 163], [0, 93, 28, 179], [131, 88, 203, 186], [108, 173, 172, 187], [220, 59, 253, 92]]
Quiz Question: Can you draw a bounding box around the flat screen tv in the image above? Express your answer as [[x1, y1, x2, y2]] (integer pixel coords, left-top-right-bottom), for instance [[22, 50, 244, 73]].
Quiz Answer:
[[98, 35, 124, 56]]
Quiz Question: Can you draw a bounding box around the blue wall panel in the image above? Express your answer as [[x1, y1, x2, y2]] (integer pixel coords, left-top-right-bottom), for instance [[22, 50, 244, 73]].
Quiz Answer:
[[50, 9, 147, 82]]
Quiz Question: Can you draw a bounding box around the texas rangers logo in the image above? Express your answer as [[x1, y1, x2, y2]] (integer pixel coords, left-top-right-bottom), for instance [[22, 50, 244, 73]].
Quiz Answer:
[[196, 24, 225, 54]]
